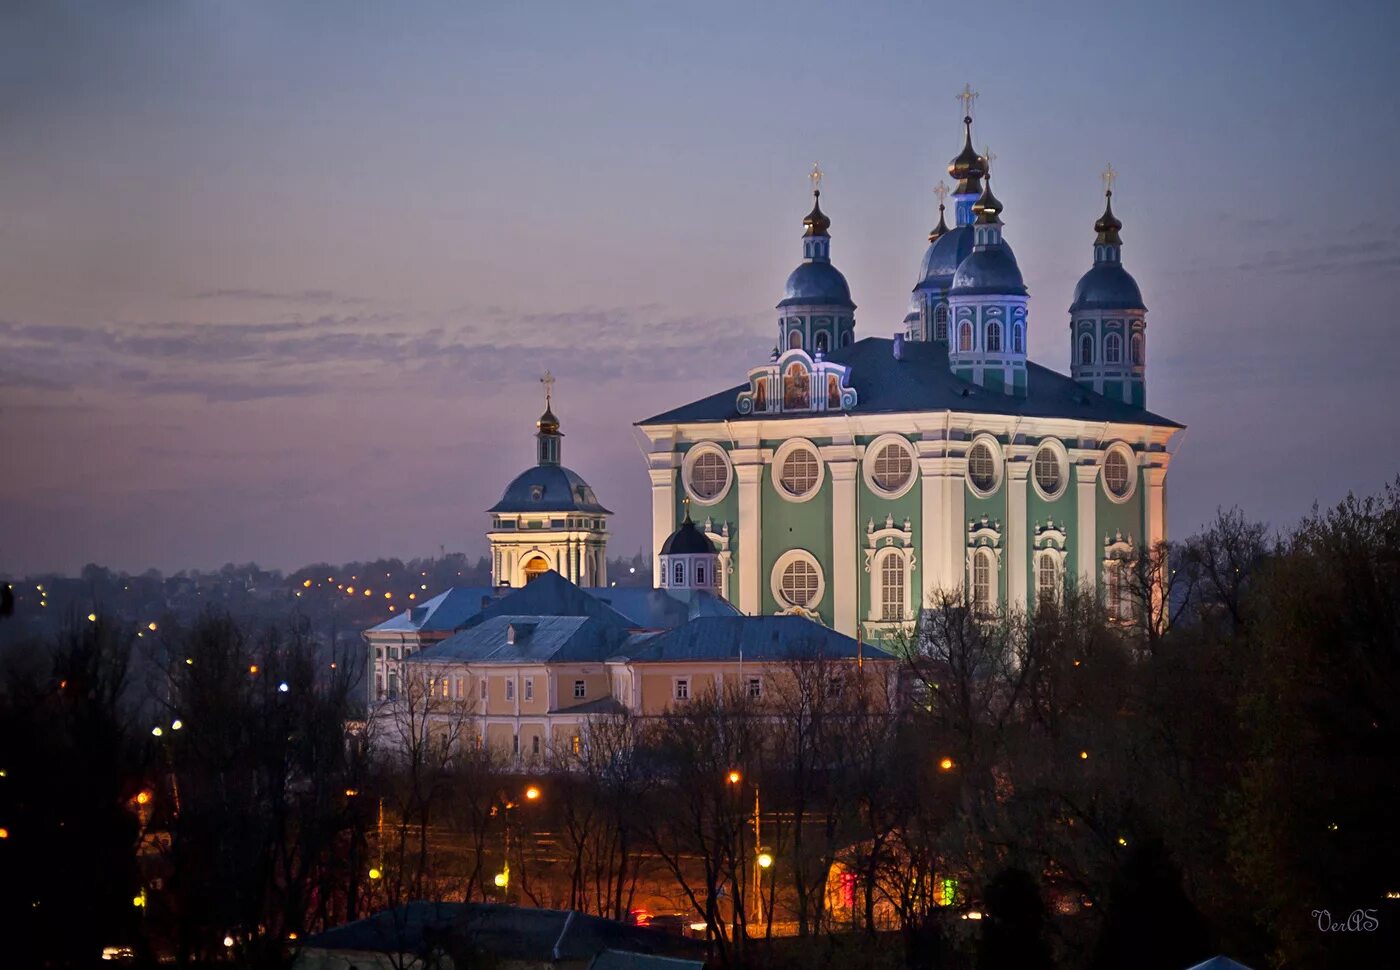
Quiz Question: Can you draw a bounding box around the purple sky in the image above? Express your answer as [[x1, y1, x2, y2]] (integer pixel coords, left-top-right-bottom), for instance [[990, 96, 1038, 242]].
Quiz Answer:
[[3, 0, 1398, 575]]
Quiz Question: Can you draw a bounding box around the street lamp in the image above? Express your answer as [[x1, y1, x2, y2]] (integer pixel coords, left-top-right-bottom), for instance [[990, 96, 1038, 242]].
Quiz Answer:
[[756, 852, 773, 870]]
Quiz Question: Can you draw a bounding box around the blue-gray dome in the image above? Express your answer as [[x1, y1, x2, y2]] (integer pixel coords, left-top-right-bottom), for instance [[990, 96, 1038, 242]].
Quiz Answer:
[[1070, 263, 1144, 312], [778, 261, 854, 309], [950, 243, 1027, 296], [914, 225, 976, 292], [660, 517, 716, 556], [487, 465, 611, 514]]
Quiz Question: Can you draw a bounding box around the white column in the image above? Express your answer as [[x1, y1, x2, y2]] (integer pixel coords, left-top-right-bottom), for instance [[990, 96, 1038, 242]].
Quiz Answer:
[[1075, 463, 1099, 590], [1006, 463, 1029, 611], [735, 461, 763, 616], [828, 459, 858, 637], [917, 456, 960, 599], [945, 457, 967, 594], [648, 466, 674, 583]]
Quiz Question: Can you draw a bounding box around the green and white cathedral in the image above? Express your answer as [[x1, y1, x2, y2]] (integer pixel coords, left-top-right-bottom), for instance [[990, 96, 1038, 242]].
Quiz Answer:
[[636, 106, 1182, 641]]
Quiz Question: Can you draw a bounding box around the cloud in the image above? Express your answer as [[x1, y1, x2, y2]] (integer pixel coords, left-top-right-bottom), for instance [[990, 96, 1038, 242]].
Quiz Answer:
[[187, 288, 375, 306]]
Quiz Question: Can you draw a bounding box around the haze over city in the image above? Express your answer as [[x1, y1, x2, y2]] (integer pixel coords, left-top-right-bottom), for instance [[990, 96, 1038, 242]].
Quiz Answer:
[[3, 0, 1398, 575]]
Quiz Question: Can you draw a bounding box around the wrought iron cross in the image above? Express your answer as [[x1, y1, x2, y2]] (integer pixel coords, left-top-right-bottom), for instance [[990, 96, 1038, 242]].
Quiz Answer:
[[540, 370, 554, 406], [982, 145, 996, 174], [956, 83, 979, 119], [810, 161, 823, 194], [1101, 162, 1117, 194], [933, 181, 950, 206]]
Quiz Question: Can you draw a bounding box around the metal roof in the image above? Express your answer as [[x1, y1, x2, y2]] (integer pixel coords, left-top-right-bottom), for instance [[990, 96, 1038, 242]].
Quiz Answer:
[[421, 614, 625, 664], [619, 615, 896, 663], [637, 336, 1182, 428]]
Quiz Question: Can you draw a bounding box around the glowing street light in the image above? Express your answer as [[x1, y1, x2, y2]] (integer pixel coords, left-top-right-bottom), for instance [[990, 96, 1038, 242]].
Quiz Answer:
[[87, 613, 97, 623], [151, 727, 163, 737], [171, 719, 183, 731], [136, 791, 152, 805], [223, 936, 234, 948], [727, 770, 742, 785], [1079, 751, 1089, 760], [147, 622, 158, 632], [939, 757, 955, 771], [524, 785, 541, 801], [368, 867, 382, 880], [757, 852, 773, 870], [493, 871, 509, 888], [278, 682, 290, 693]]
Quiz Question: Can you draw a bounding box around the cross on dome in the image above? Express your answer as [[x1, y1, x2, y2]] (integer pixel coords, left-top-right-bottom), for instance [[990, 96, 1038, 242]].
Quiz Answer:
[[809, 162, 823, 195], [540, 370, 555, 407], [933, 181, 950, 205], [956, 83, 979, 120], [982, 145, 996, 174], [1102, 162, 1117, 195]]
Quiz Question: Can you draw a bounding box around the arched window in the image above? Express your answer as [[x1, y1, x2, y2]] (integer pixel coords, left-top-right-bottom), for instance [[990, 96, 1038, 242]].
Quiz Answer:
[[880, 553, 905, 621], [788, 330, 803, 350], [1103, 449, 1131, 498], [1036, 552, 1062, 605], [840, 330, 852, 347], [1013, 324, 1024, 354], [1079, 333, 1094, 365], [523, 556, 549, 583], [1105, 333, 1122, 363], [783, 363, 810, 409], [1106, 560, 1133, 621], [815, 331, 829, 354], [986, 321, 1002, 352], [827, 374, 840, 408], [972, 549, 994, 615], [1130, 332, 1144, 365], [696, 563, 706, 586], [935, 304, 949, 341], [673, 561, 684, 586], [959, 321, 973, 352], [754, 378, 766, 410]]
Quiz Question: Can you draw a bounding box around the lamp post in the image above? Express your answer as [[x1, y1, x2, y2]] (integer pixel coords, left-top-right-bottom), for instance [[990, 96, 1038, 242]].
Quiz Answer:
[[493, 783, 543, 897], [726, 770, 762, 931]]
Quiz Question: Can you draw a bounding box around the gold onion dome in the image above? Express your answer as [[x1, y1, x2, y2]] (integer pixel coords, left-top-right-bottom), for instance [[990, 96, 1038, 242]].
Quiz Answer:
[[928, 203, 949, 243], [973, 175, 1003, 225], [802, 190, 831, 237], [536, 405, 560, 434], [1094, 190, 1123, 245], [947, 117, 986, 192]]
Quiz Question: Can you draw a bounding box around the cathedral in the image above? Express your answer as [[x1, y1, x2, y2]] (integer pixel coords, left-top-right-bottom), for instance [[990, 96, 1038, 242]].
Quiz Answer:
[[636, 92, 1182, 640]]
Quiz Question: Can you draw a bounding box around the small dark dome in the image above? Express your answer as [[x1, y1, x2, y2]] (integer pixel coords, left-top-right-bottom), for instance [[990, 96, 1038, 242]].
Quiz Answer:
[[779, 260, 854, 308], [928, 204, 949, 243], [973, 177, 1004, 225], [802, 191, 831, 237], [661, 516, 716, 556], [948, 117, 986, 186], [1070, 263, 1144, 311], [951, 245, 1027, 296], [1094, 191, 1123, 246]]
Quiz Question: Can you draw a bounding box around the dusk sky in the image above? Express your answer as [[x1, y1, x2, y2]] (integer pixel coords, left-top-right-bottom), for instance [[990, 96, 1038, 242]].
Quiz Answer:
[[3, 0, 1398, 575]]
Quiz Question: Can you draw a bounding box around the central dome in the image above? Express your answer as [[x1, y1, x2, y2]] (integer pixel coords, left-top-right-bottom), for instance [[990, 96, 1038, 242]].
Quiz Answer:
[[778, 261, 854, 309], [915, 225, 976, 290], [487, 465, 611, 514], [950, 243, 1026, 296]]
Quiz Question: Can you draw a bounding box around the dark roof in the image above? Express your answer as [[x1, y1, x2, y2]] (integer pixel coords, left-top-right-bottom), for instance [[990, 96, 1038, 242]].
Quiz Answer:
[[637, 337, 1182, 428], [460, 572, 640, 635], [366, 586, 497, 634], [950, 241, 1027, 296], [487, 464, 611, 514], [420, 615, 626, 664], [914, 224, 979, 291], [1183, 959, 1256, 970], [620, 615, 895, 663], [660, 518, 717, 556], [590, 950, 705, 970], [549, 695, 629, 715], [302, 903, 705, 963], [1070, 262, 1145, 311]]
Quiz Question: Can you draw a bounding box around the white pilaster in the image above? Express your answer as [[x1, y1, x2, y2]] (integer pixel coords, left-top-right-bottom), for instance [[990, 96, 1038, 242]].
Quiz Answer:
[[1075, 463, 1099, 590], [648, 466, 674, 582], [1006, 462, 1030, 610], [735, 461, 764, 616], [828, 458, 859, 637], [917, 455, 964, 599]]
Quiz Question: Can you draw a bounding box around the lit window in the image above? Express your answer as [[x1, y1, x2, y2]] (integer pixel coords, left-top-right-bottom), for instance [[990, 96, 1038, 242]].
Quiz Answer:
[[574, 680, 586, 699], [935, 304, 949, 341], [688, 449, 729, 501], [780, 447, 821, 498], [871, 442, 913, 493], [780, 559, 820, 608], [1104, 450, 1131, 497], [571, 735, 582, 755], [1079, 333, 1094, 365], [1033, 446, 1061, 496], [747, 677, 762, 699], [986, 321, 1002, 352], [973, 550, 994, 615], [455, 677, 464, 699], [967, 442, 999, 493], [1105, 333, 1122, 363], [881, 554, 905, 621], [959, 321, 973, 352], [674, 678, 689, 700], [1130, 332, 1144, 365]]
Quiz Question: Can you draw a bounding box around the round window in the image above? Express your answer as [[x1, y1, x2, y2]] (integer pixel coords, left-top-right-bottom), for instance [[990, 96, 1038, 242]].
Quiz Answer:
[[967, 441, 1000, 494], [780, 448, 820, 498], [1103, 449, 1132, 498], [780, 559, 819, 608], [686, 448, 730, 503], [872, 443, 913, 493], [1033, 446, 1062, 497]]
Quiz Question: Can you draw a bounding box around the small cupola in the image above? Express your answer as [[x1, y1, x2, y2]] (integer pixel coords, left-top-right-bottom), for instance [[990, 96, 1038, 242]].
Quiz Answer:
[[658, 501, 723, 595]]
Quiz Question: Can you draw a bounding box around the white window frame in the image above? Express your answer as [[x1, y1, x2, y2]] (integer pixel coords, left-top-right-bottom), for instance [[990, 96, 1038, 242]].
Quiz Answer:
[[862, 433, 918, 500], [746, 676, 763, 700], [1105, 332, 1122, 363], [505, 679, 515, 701], [771, 438, 825, 503], [524, 678, 534, 701], [1030, 438, 1070, 502], [771, 548, 826, 615], [1079, 332, 1095, 365], [876, 547, 908, 621], [682, 442, 733, 506], [965, 434, 1004, 498], [1100, 442, 1138, 503], [986, 320, 1003, 352], [1035, 548, 1066, 606], [970, 547, 997, 615], [573, 679, 586, 699], [673, 677, 690, 701]]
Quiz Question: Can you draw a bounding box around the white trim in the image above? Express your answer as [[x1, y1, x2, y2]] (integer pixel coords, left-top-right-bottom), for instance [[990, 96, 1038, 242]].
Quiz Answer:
[[1100, 441, 1138, 504], [965, 433, 1004, 498], [770, 548, 826, 616], [771, 438, 826, 502], [862, 433, 919, 500], [864, 519, 916, 623], [1030, 438, 1070, 502], [682, 441, 733, 506]]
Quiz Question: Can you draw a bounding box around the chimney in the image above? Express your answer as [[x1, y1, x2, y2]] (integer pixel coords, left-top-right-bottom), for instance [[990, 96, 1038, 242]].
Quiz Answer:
[[892, 333, 905, 360]]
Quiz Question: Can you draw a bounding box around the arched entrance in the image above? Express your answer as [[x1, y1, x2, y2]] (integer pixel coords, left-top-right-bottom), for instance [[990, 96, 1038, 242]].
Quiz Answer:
[[522, 555, 550, 584]]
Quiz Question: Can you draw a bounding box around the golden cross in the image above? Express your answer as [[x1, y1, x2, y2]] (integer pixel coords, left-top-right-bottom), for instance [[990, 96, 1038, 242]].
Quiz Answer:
[[982, 145, 996, 174], [956, 83, 979, 119], [933, 181, 950, 206], [809, 161, 823, 194], [1101, 162, 1117, 195], [540, 369, 554, 406]]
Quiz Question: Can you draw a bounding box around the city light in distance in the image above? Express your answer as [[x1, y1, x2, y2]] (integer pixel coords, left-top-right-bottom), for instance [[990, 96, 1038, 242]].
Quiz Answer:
[[136, 791, 151, 805], [1080, 751, 1089, 760], [171, 719, 183, 731], [939, 757, 955, 771], [147, 622, 157, 632], [87, 613, 97, 622], [368, 867, 382, 880], [727, 770, 742, 785], [249, 664, 259, 675], [151, 727, 163, 737], [525, 785, 541, 801], [0, 828, 9, 839], [223, 936, 234, 948], [278, 682, 289, 693]]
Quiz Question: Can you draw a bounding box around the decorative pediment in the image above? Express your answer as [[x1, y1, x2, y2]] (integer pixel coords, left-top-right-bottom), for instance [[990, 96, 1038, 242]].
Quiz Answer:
[[967, 515, 1002, 548], [1034, 518, 1067, 549], [863, 514, 916, 573], [777, 603, 823, 623], [1103, 530, 1136, 561], [736, 348, 857, 416]]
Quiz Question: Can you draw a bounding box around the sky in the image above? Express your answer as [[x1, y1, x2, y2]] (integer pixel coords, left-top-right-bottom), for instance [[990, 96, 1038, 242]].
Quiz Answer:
[[2, 0, 1398, 575]]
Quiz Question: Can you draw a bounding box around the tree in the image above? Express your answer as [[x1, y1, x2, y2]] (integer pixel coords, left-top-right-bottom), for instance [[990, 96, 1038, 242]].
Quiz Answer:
[[1092, 838, 1211, 970], [976, 867, 1052, 970]]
